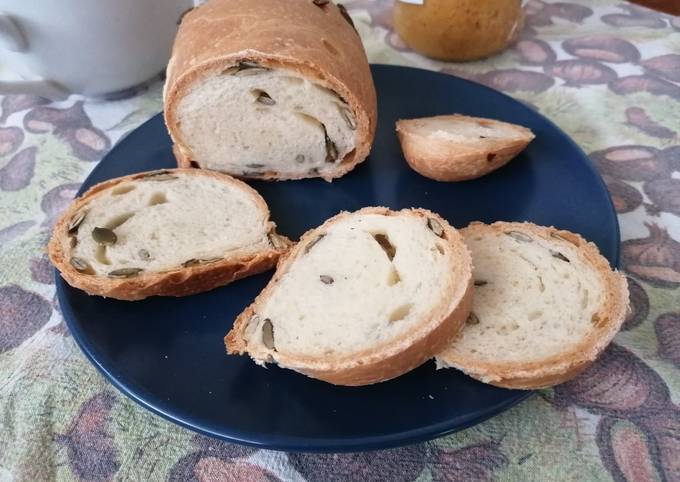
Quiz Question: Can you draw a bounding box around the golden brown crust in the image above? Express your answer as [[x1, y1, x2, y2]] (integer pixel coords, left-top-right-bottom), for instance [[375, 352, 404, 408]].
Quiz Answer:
[[437, 221, 630, 389], [396, 115, 534, 182], [47, 168, 292, 301], [225, 206, 474, 386], [164, 0, 377, 182]]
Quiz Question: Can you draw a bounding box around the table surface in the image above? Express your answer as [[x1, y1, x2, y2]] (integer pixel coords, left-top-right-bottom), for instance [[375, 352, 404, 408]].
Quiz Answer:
[[1, 0, 679, 480]]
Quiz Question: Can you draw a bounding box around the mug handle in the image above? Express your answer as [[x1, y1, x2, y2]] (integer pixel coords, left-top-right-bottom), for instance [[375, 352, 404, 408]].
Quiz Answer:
[[0, 12, 69, 99]]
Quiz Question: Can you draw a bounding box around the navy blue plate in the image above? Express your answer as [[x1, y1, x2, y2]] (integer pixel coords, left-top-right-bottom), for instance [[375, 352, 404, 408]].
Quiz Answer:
[[58, 65, 619, 452]]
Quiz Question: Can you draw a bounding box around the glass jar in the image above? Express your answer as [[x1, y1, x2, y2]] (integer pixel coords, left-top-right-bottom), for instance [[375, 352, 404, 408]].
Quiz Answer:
[[393, 0, 523, 61]]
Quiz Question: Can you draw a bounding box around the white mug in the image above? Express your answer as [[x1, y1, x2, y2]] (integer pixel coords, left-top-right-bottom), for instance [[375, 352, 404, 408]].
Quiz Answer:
[[0, 0, 193, 99]]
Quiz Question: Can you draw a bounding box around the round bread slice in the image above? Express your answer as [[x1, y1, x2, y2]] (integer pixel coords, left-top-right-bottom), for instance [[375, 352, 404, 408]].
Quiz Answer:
[[225, 207, 473, 386], [436, 222, 629, 389], [396, 115, 535, 182], [48, 169, 292, 301]]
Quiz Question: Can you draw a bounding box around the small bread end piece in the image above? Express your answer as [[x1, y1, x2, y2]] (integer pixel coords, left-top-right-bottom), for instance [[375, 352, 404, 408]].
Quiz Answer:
[[396, 115, 535, 182]]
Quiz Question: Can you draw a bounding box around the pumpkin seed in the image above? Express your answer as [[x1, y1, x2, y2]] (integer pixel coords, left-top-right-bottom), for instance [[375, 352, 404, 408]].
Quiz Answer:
[[69, 257, 91, 273], [339, 105, 356, 130], [305, 233, 326, 253], [108, 267, 143, 278], [474, 280, 488, 287], [506, 231, 533, 243], [550, 232, 577, 245], [268, 232, 288, 250], [242, 170, 264, 177], [246, 163, 265, 169], [308, 167, 320, 175], [262, 319, 275, 350], [466, 312, 480, 325], [227, 60, 269, 76], [295, 154, 305, 163], [146, 174, 177, 182], [139, 170, 170, 178], [182, 257, 221, 268], [92, 227, 117, 246], [324, 128, 338, 162], [320, 274, 334, 284], [551, 250, 570, 263], [68, 211, 87, 234], [337, 4, 357, 32], [138, 249, 151, 260], [254, 90, 275, 105], [427, 218, 444, 237]]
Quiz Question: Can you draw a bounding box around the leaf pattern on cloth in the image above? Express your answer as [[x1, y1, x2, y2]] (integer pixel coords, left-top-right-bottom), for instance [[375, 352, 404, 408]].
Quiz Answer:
[[622, 277, 649, 331], [56, 392, 120, 482], [0, 146, 36, 191], [0, 284, 52, 353], [622, 223, 680, 288], [24, 101, 111, 161], [288, 444, 429, 482], [554, 343, 670, 417], [0, 1, 679, 480], [431, 441, 508, 482], [0, 94, 49, 124], [0, 126, 24, 157], [655, 312, 680, 368]]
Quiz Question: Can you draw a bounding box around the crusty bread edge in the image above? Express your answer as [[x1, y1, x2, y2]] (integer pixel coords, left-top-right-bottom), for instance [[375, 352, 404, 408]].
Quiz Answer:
[[47, 168, 292, 301], [225, 206, 473, 386], [396, 115, 534, 182], [164, 0, 377, 182], [436, 221, 630, 389]]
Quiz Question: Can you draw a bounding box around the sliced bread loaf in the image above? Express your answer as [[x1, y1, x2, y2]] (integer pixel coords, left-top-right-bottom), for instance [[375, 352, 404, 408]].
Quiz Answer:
[[225, 207, 473, 386], [396, 115, 534, 181], [48, 169, 291, 300], [436, 222, 629, 389], [164, 0, 377, 181]]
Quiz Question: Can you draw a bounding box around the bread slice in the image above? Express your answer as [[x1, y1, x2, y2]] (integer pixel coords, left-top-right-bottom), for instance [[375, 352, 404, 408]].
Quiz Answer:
[[436, 222, 629, 389], [396, 115, 535, 182], [225, 207, 473, 386], [48, 169, 292, 301], [164, 0, 377, 181]]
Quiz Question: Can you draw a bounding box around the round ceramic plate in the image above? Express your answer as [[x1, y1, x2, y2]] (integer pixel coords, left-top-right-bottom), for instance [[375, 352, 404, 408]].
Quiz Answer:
[[58, 65, 620, 452]]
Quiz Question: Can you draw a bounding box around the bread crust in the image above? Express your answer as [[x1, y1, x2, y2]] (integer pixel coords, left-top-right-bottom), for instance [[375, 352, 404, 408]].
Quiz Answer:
[[47, 169, 292, 301], [436, 221, 630, 389], [225, 207, 474, 386], [396, 115, 534, 182], [164, 0, 377, 182]]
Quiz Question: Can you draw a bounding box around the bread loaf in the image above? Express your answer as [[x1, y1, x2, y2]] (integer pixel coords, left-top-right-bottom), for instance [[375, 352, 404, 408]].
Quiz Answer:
[[396, 115, 534, 181], [226, 207, 473, 385], [164, 0, 377, 181], [48, 169, 291, 300], [436, 222, 629, 389]]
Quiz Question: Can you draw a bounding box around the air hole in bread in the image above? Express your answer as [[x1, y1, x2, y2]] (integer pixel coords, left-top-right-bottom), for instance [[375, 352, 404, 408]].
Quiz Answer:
[[189, 161, 200, 168], [371, 233, 396, 261], [387, 266, 401, 286], [389, 303, 412, 323], [95, 245, 111, 265], [322, 39, 339, 56], [148, 192, 168, 206], [487, 153, 497, 162], [528, 310, 543, 321], [111, 184, 136, 196], [106, 212, 135, 230]]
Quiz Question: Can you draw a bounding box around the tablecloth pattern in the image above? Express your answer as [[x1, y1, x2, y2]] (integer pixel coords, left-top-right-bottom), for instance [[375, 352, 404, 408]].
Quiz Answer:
[[1, 0, 679, 480]]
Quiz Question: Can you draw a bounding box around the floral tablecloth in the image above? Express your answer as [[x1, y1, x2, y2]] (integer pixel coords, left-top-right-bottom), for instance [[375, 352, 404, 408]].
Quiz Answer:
[[1, 0, 679, 480]]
